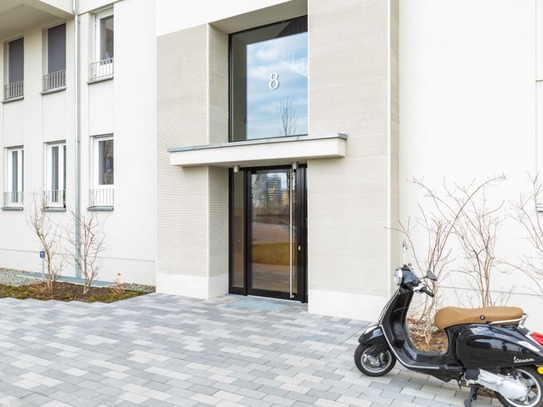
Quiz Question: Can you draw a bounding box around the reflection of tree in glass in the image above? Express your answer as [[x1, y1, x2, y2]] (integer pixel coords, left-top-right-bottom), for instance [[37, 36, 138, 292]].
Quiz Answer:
[[276, 97, 298, 137]]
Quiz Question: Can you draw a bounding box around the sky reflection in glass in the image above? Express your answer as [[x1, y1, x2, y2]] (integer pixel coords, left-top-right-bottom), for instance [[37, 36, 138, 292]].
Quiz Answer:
[[245, 32, 308, 139]]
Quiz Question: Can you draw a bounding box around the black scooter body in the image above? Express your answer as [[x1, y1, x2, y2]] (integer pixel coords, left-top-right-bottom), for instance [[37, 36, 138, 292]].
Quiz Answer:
[[358, 267, 543, 383], [358, 287, 464, 382], [456, 324, 543, 369]]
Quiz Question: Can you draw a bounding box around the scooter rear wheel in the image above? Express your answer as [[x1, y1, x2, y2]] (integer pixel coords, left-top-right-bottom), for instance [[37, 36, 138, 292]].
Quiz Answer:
[[495, 367, 543, 407], [354, 344, 396, 377]]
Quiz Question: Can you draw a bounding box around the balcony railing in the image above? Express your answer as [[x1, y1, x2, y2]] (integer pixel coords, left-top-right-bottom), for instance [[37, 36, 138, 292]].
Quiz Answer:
[[3, 191, 23, 208], [89, 58, 114, 81], [43, 70, 66, 91], [4, 80, 24, 100], [44, 189, 66, 208], [89, 187, 114, 207]]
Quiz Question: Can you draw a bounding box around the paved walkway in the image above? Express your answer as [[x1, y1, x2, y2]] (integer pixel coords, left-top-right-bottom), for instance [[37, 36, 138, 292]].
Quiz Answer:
[[0, 294, 499, 407]]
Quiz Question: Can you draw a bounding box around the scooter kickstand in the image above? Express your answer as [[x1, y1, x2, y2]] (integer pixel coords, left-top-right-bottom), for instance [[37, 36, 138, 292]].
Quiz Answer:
[[464, 385, 479, 407]]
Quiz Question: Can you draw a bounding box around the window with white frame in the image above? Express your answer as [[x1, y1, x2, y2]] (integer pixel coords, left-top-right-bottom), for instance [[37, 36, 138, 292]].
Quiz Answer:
[[4, 37, 24, 100], [90, 136, 114, 207], [90, 9, 114, 80], [4, 147, 24, 208], [45, 142, 66, 207], [44, 24, 66, 91]]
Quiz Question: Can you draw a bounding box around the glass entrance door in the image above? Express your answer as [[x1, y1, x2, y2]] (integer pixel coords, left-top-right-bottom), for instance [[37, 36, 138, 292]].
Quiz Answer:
[[250, 168, 297, 297], [230, 166, 306, 301]]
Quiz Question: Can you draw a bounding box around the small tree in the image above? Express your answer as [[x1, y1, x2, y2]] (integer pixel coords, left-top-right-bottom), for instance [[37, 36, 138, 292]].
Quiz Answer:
[[453, 186, 511, 307], [66, 209, 106, 294], [511, 173, 543, 295], [398, 175, 506, 343], [28, 193, 65, 292]]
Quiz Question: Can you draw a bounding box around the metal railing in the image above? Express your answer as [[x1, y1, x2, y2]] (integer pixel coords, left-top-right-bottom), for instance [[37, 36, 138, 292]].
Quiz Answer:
[[3, 191, 23, 208], [43, 70, 66, 91], [89, 58, 114, 80], [89, 188, 114, 207], [44, 189, 66, 208], [4, 80, 24, 100]]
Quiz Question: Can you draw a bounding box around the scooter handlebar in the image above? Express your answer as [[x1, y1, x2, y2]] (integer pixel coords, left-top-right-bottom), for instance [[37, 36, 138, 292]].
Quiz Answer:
[[420, 286, 434, 297]]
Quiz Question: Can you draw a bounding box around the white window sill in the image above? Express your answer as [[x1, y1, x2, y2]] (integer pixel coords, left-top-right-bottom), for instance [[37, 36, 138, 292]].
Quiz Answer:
[[2, 96, 24, 104], [1, 206, 23, 211], [87, 205, 114, 212], [44, 207, 66, 212], [41, 86, 66, 95], [88, 75, 113, 85]]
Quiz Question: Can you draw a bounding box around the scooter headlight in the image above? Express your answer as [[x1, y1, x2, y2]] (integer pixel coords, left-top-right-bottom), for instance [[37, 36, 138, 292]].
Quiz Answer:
[[394, 267, 403, 286]]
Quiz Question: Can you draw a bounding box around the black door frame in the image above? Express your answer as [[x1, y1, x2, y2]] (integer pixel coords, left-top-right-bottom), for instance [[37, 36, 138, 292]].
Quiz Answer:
[[228, 165, 307, 302]]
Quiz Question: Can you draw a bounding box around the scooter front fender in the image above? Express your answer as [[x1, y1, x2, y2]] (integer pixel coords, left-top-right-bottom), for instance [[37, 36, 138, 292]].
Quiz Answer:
[[358, 324, 388, 347]]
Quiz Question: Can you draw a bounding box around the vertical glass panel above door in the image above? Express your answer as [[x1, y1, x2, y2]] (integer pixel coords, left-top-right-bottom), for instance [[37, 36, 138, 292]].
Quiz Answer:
[[230, 16, 308, 141]]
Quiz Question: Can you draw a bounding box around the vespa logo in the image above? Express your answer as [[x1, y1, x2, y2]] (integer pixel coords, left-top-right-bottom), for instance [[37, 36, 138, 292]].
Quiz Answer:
[[514, 356, 535, 364]]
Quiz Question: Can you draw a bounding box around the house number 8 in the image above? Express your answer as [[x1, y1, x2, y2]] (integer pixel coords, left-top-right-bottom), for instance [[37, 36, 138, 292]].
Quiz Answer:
[[269, 72, 280, 90]]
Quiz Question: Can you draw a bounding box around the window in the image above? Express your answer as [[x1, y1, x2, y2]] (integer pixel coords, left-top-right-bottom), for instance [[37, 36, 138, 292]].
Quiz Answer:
[[45, 142, 66, 207], [90, 10, 114, 80], [230, 16, 308, 141], [44, 24, 66, 91], [4, 147, 24, 208], [4, 38, 24, 100], [90, 136, 114, 207]]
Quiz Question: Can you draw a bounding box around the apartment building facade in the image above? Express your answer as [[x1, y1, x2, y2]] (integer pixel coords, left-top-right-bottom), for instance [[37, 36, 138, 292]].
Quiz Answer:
[[0, 0, 156, 285], [2, 0, 543, 327]]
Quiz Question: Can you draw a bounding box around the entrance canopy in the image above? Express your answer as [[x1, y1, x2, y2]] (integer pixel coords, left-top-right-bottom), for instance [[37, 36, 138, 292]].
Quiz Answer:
[[168, 133, 347, 168]]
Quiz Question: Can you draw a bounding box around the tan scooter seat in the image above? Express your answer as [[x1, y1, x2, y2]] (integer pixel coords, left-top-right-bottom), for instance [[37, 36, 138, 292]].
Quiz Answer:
[[434, 306, 524, 330]]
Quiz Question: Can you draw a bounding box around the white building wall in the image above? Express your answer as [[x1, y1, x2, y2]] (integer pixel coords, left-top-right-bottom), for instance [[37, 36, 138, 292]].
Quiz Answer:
[[0, 13, 72, 273], [0, 0, 157, 285], [78, 0, 157, 284], [400, 1, 543, 330], [307, 0, 399, 322]]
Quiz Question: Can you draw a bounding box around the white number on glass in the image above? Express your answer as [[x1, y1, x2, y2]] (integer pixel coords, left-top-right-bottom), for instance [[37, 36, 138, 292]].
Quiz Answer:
[[269, 72, 280, 90]]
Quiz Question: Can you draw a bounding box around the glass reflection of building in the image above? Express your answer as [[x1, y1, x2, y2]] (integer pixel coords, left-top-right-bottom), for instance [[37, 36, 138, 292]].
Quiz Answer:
[[252, 173, 287, 212]]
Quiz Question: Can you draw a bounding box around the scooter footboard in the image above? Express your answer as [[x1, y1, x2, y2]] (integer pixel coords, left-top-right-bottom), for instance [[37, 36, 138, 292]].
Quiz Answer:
[[358, 324, 388, 347]]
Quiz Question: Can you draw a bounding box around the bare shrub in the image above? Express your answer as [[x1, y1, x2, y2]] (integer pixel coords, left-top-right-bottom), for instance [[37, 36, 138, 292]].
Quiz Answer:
[[453, 185, 511, 307], [398, 175, 506, 343], [110, 273, 125, 296], [28, 193, 65, 292], [510, 173, 543, 295], [66, 209, 106, 294]]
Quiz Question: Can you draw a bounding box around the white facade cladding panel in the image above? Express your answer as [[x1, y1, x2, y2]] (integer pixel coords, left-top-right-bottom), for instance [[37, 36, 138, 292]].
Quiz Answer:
[[156, 25, 211, 284], [306, 0, 399, 320]]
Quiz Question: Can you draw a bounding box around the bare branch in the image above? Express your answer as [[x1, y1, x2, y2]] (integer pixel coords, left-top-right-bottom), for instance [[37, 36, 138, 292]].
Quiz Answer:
[[27, 192, 65, 292], [65, 208, 107, 294]]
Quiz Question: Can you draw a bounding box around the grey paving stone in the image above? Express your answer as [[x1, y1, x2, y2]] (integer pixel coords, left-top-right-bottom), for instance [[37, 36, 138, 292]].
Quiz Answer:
[[0, 294, 485, 406]]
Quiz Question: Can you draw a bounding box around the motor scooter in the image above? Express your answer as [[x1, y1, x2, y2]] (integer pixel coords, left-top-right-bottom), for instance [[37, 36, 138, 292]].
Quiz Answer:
[[354, 265, 543, 407]]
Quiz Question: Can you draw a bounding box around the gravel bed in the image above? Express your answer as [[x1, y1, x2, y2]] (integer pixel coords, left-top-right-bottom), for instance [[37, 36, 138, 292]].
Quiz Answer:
[[121, 282, 156, 293], [0, 268, 156, 292], [0, 269, 39, 287]]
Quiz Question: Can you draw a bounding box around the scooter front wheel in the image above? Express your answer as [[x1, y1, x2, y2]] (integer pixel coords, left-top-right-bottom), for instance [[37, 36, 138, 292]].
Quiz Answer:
[[495, 367, 543, 407], [354, 344, 396, 377]]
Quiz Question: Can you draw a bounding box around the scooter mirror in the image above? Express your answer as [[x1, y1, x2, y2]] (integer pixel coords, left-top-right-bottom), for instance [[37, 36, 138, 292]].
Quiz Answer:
[[425, 270, 437, 281]]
